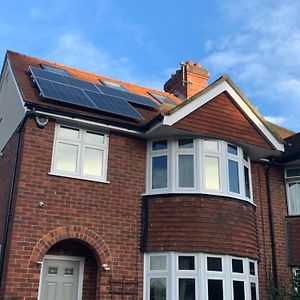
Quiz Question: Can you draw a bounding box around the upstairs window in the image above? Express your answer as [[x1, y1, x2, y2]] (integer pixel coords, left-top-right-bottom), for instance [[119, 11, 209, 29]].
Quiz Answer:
[[51, 124, 109, 182], [286, 168, 300, 215], [100, 79, 127, 91], [148, 138, 252, 202]]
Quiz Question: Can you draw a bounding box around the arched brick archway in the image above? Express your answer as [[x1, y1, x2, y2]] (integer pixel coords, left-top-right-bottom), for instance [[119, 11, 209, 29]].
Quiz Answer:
[[29, 225, 112, 272]]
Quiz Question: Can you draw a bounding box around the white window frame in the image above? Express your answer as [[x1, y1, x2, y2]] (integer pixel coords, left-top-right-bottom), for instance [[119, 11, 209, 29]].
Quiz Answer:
[[147, 138, 253, 202], [144, 252, 259, 300], [285, 167, 300, 216], [50, 123, 109, 183]]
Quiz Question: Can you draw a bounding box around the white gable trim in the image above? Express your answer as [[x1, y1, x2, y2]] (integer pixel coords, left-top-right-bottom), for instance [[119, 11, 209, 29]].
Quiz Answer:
[[163, 80, 284, 151]]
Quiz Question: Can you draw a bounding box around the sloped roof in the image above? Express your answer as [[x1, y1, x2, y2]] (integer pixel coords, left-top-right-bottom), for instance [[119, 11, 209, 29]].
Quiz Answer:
[[7, 50, 181, 131], [5, 50, 293, 143]]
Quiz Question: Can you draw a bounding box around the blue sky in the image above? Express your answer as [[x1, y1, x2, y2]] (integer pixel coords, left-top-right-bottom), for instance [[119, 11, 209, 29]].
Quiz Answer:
[[1, 0, 300, 131]]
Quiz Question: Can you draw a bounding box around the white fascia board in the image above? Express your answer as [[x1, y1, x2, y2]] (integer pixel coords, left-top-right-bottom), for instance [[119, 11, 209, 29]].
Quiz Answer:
[[163, 80, 284, 152]]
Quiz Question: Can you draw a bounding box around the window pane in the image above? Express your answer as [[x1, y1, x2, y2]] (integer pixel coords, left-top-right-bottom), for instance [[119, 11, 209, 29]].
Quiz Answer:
[[85, 131, 104, 144], [152, 140, 167, 151], [228, 144, 238, 155], [288, 183, 300, 214], [204, 156, 220, 190], [243, 151, 248, 161], [58, 126, 79, 139], [179, 155, 194, 188], [244, 166, 251, 198], [152, 156, 168, 189], [207, 257, 222, 271], [178, 256, 195, 270], [55, 143, 78, 173], [251, 283, 257, 300], [249, 262, 255, 275], [83, 148, 103, 177], [204, 140, 219, 151], [232, 259, 243, 273], [179, 278, 195, 300], [233, 281, 245, 300], [178, 139, 193, 148], [208, 279, 223, 300], [287, 169, 300, 177], [150, 278, 166, 300], [229, 160, 240, 193], [150, 256, 167, 270]]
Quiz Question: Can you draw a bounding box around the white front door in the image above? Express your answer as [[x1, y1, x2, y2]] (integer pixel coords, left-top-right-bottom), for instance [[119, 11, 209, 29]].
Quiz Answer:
[[39, 256, 84, 300]]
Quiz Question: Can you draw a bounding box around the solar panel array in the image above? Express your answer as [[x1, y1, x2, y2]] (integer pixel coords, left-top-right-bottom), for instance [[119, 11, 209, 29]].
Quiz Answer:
[[29, 66, 155, 120]]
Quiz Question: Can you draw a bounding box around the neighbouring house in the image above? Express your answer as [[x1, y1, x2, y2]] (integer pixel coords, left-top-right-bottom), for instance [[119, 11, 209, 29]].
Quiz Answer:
[[0, 50, 299, 300]]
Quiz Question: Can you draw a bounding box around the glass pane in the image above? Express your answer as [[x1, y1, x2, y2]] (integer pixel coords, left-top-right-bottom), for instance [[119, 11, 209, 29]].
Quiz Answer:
[[228, 144, 238, 155], [204, 140, 219, 151], [287, 169, 300, 177], [58, 126, 79, 139], [48, 267, 58, 275], [178, 139, 194, 148], [244, 166, 251, 198], [152, 156, 168, 189], [243, 151, 248, 161], [207, 257, 222, 271], [251, 283, 257, 300], [179, 278, 195, 300], [83, 148, 103, 177], [289, 183, 300, 214], [233, 281, 245, 300], [204, 156, 220, 190], [152, 140, 168, 151], [55, 143, 78, 173], [86, 131, 104, 144], [208, 279, 223, 300], [150, 278, 166, 300], [179, 155, 194, 188], [232, 259, 243, 273], [178, 256, 195, 270], [249, 262, 255, 275], [229, 160, 240, 193], [150, 256, 167, 270], [64, 268, 74, 276]]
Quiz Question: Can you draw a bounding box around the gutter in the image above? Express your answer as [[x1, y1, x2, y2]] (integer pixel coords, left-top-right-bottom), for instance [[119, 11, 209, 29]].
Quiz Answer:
[[264, 160, 279, 290], [0, 113, 30, 286]]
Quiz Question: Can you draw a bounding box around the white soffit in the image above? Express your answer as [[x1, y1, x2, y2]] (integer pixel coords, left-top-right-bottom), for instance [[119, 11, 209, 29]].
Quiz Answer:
[[163, 80, 284, 152]]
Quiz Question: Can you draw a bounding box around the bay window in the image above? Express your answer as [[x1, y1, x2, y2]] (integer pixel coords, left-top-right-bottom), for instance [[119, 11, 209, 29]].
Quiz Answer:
[[144, 253, 259, 300], [148, 138, 252, 202]]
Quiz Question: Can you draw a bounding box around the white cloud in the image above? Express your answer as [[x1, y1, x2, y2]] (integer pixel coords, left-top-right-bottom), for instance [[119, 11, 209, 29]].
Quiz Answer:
[[264, 116, 286, 125], [46, 32, 163, 89], [202, 0, 300, 131]]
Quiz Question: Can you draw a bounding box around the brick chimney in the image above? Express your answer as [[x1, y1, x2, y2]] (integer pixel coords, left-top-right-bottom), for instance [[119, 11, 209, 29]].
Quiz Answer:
[[164, 61, 209, 100]]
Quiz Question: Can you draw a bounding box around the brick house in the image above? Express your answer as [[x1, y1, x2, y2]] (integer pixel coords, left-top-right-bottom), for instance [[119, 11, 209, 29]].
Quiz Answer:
[[0, 50, 299, 300]]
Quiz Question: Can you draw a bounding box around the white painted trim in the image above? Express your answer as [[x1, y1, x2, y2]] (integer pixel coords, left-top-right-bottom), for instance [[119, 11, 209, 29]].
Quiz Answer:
[[7, 56, 27, 112], [34, 110, 143, 136], [38, 255, 85, 300], [162, 80, 284, 152]]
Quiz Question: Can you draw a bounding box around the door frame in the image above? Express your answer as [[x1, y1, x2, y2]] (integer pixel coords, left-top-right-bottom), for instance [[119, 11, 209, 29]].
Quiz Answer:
[[38, 255, 85, 300]]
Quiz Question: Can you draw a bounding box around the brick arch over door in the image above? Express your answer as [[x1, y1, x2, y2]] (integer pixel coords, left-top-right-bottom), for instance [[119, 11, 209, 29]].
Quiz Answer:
[[29, 225, 112, 272]]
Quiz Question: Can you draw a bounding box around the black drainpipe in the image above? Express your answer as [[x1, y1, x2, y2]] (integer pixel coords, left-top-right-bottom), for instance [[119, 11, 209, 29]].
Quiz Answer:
[[0, 114, 29, 286], [264, 160, 279, 291]]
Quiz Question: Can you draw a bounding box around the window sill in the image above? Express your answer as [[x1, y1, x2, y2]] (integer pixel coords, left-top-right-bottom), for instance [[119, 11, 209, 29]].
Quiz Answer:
[[48, 172, 110, 184], [142, 190, 255, 206]]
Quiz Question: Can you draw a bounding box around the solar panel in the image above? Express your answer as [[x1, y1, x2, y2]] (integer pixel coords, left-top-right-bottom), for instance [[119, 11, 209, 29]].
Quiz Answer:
[[97, 84, 160, 108], [30, 67, 100, 93], [35, 77, 96, 109], [84, 90, 144, 120]]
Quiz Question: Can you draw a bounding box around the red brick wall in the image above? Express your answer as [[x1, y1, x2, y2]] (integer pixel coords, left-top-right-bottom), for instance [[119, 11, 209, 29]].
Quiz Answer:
[[251, 163, 291, 299], [286, 217, 300, 265], [174, 92, 273, 149], [145, 195, 258, 259], [1, 117, 147, 300]]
